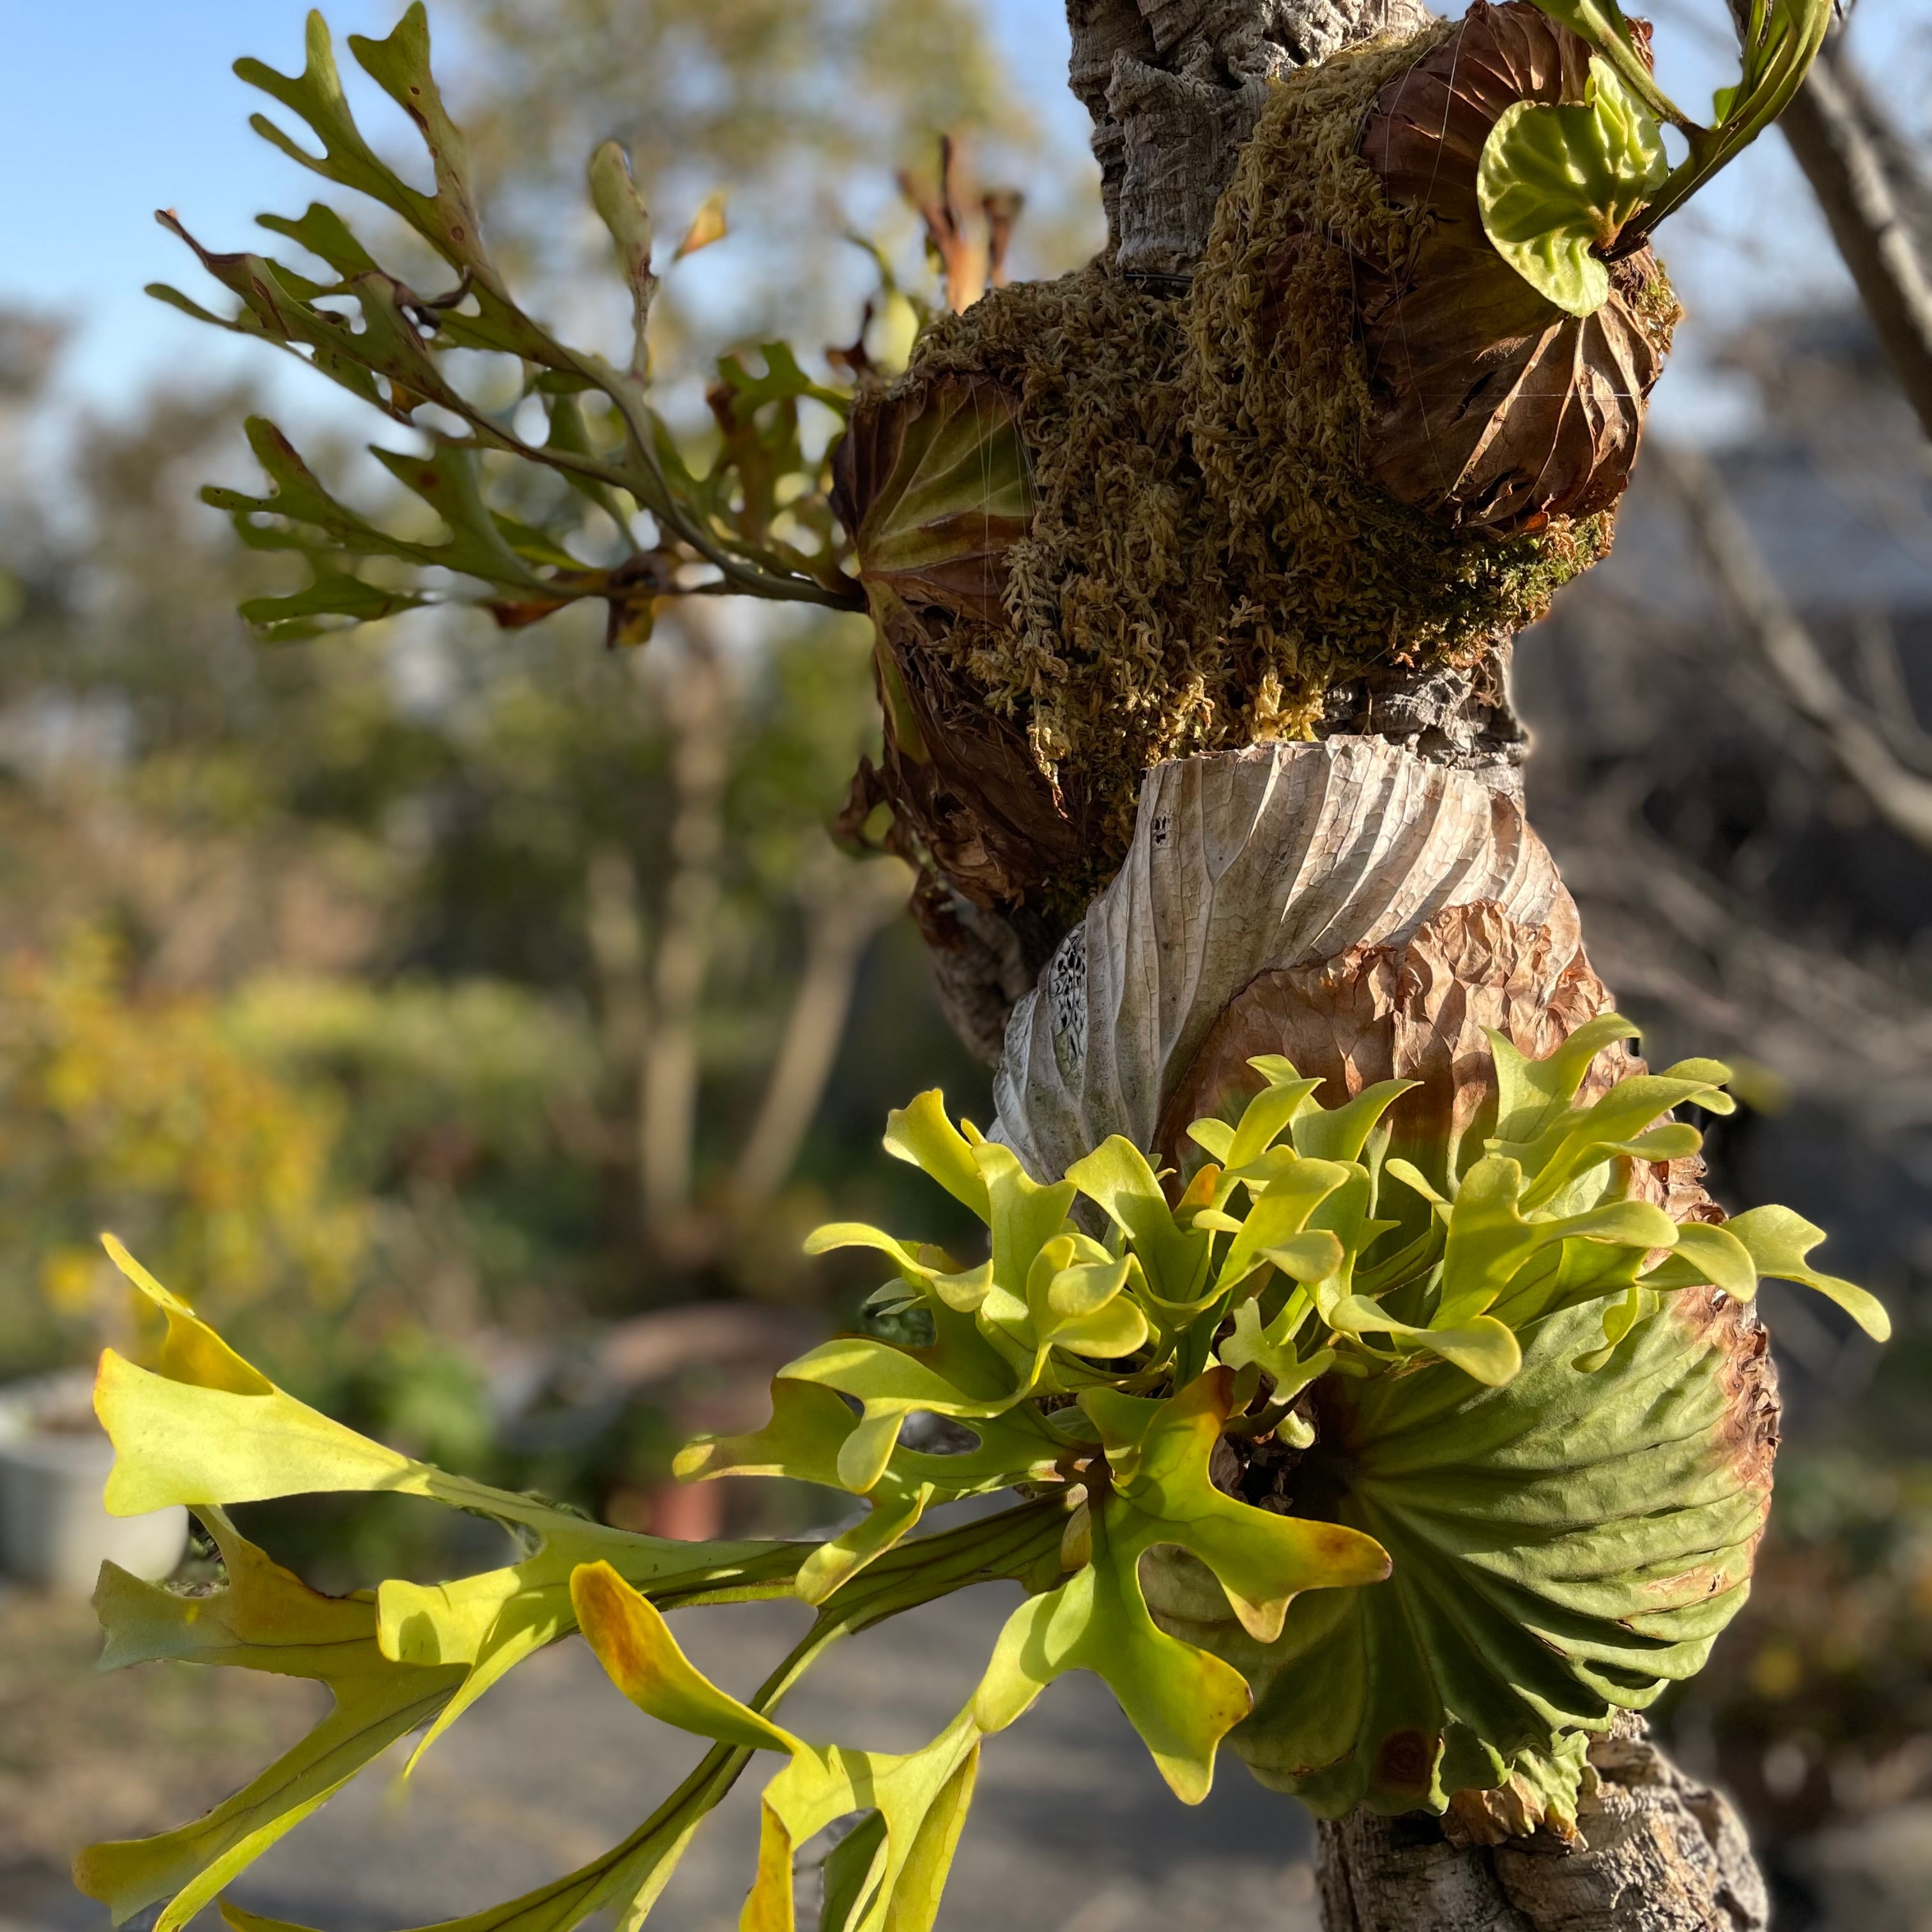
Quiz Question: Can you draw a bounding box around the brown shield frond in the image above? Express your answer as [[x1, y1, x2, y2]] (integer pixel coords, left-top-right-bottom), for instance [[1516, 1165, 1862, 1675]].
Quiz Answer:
[[1356, 1, 1680, 537]]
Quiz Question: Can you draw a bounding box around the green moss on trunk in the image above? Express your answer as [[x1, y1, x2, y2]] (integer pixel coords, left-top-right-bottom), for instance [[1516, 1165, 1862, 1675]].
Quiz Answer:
[[864, 20, 1674, 896]]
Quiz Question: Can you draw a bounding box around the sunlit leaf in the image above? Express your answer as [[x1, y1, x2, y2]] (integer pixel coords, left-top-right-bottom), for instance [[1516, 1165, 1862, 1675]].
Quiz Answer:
[[74, 1510, 464, 1932], [673, 192, 728, 261], [572, 1563, 801, 1752], [1724, 1205, 1891, 1340], [1478, 57, 1669, 317]]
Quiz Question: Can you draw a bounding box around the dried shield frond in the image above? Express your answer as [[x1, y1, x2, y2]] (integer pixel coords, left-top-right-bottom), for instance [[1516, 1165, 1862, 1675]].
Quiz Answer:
[[1157, 900, 1620, 1184], [837, 373, 1033, 624], [834, 375, 1096, 907], [1356, 0, 1678, 537]]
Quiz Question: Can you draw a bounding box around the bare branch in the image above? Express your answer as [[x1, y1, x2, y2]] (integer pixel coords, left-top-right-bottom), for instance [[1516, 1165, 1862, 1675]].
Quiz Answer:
[[1650, 441, 1932, 852], [1853, 606, 1932, 776], [1535, 780, 1932, 1128], [1781, 40, 1932, 443], [1318, 1722, 1769, 1932]]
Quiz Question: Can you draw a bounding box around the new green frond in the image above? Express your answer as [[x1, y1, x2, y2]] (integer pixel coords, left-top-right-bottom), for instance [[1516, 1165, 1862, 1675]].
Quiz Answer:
[[78, 1023, 1885, 1926], [1487, 0, 1839, 311]]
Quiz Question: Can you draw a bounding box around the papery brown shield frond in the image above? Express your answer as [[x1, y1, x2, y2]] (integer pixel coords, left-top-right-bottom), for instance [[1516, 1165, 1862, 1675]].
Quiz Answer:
[[835, 374, 1035, 625], [862, 589, 1087, 908], [1356, 1, 1678, 537], [1156, 898, 1629, 1183], [834, 372, 1100, 911]]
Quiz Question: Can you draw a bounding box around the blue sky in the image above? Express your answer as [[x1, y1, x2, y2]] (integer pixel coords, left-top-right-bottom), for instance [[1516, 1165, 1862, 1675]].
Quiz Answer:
[[4, 3, 401, 410], [1, 0, 1921, 438], [0, 0, 1090, 417]]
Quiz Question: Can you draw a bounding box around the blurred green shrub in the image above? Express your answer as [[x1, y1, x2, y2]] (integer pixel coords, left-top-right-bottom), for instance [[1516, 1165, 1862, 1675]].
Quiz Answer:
[[226, 970, 606, 1320], [0, 931, 365, 1374]]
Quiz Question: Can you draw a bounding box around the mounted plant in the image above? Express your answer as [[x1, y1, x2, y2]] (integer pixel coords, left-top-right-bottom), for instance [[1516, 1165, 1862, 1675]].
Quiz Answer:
[[76, 1015, 1885, 1929], [139, 0, 1833, 926], [80, 2, 1874, 1929]]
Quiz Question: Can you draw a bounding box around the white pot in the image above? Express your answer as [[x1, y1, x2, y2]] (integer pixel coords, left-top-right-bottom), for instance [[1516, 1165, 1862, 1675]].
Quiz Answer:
[[0, 1368, 188, 1594]]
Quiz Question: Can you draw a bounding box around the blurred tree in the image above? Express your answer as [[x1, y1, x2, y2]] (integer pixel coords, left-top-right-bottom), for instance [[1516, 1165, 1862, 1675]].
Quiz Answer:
[[444, 0, 1050, 355], [454, 0, 1015, 200], [0, 0, 1043, 1342], [0, 268, 979, 1396]]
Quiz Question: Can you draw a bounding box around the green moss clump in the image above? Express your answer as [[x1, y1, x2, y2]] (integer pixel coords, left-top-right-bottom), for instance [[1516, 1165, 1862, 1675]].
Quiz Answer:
[[891, 22, 1646, 871]]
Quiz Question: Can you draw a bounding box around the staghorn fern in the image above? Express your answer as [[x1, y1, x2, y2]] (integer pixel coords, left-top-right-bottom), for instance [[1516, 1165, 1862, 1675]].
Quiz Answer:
[[1478, 0, 1839, 313], [150, 4, 863, 646], [77, 1016, 1884, 1932]]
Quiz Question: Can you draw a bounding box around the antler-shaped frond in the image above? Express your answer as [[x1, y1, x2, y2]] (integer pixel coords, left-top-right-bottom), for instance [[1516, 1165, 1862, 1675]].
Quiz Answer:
[[151, 6, 865, 643]]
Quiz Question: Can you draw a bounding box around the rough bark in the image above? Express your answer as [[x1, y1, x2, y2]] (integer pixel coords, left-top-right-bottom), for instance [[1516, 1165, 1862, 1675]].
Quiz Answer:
[[1066, 0, 1429, 275], [921, 884, 1066, 1068], [1317, 1722, 1769, 1932]]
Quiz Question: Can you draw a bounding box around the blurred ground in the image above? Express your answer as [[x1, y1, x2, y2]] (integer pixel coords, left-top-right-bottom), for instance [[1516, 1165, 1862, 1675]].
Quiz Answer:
[[0, 1576, 1320, 1932]]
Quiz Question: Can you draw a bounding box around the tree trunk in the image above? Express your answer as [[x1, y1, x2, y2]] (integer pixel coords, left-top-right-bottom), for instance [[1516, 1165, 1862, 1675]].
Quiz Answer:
[[1317, 1724, 1768, 1932], [640, 612, 730, 1268], [730, 855, 909, 1206], [988, 5, 1776, 1926]]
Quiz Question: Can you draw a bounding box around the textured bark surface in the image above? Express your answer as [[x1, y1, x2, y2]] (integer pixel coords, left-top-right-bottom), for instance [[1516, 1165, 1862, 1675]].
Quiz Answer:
[[1317, 1724, 1770, 1932], [1066, 0, 1429, 274], [915, 882, 1067, 1068]]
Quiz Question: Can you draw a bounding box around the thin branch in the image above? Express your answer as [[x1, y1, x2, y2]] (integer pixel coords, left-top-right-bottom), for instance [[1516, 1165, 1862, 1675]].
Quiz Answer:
[[730, 857, 910, 1207], [1650, 441, 1932, 852], [1781, 40, 1932, 443], [1539, 782, 1932, 1125], [1853, 606, 1932, 776]]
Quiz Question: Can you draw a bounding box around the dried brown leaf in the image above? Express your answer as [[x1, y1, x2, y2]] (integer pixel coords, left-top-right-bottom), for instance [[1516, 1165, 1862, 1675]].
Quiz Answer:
[[1356, 1, 1678, 536]]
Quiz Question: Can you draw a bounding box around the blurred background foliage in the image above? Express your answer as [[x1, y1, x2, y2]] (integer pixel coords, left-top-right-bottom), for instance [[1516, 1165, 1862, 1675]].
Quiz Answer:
[[0, 0, 1036, 1533], [1, 3, 1930, 1926]]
